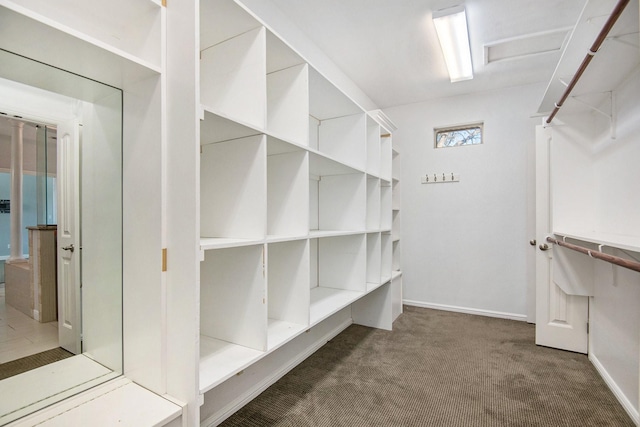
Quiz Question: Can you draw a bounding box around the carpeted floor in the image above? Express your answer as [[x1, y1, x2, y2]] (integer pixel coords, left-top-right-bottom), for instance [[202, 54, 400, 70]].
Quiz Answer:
[[220, 306, 634, 426], [0, 347, 74, 380]]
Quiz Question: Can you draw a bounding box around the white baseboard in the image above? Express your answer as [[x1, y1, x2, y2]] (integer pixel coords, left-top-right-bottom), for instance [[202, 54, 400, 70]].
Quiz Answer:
[[403, 299, 527, 322], [589, 353, 640, 425], [201, 318, 353, 427]]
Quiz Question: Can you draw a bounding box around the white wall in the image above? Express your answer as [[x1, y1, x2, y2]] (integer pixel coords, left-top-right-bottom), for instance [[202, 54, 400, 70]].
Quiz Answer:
[[385, 82, 544, 318]]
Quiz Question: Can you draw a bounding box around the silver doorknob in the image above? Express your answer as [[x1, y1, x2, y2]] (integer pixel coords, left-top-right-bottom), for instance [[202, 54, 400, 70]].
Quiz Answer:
[[529, 239, 536, 246], [62, 244, 75, 252], [539, 243, 549, 251]]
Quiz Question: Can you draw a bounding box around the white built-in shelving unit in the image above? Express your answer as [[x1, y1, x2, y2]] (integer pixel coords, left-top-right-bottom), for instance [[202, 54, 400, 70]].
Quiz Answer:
[[197, 0, 401, 402], [1, 0, 401, 425]]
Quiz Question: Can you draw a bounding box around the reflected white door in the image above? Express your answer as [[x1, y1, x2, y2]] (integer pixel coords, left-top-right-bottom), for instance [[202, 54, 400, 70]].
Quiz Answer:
[[57, 119, 81, 354], [534, 125, 588, 353]]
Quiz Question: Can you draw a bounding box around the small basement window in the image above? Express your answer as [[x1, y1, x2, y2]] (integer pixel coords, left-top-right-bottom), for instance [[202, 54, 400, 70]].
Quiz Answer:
[[434, 123, 483, 148]]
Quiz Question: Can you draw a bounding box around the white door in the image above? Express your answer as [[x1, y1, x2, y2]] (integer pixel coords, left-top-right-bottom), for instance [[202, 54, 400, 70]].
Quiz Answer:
[[57, 119, 82, 354], [534, 125, 588, 353]]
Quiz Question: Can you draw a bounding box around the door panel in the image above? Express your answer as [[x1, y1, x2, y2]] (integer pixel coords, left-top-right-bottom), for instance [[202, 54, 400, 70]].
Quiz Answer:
[[57, 119, 81, 354], [535, 125, 588, 353]]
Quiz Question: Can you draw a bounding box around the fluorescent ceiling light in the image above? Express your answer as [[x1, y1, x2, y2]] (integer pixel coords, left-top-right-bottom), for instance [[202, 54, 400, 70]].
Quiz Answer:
[[433, 5, 473, 82]]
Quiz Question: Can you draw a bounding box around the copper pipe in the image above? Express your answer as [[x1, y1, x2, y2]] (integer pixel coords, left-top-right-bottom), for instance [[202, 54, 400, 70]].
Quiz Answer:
[[546, 237, 640, 273], [546, 0, 630, 124]]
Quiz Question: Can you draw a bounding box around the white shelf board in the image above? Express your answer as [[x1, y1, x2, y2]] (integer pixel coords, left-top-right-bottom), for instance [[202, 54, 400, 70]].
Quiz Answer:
[[391, 270, 403, 280], [308, 230, 365, 239], [366, 282, 385, 293], [0, 3, 161, 89], [0, 355, 118, 425], [200, 108, 264, 145], [309, 150, 364, 176], [381, 275, 392, 285], [309, 286, 363, 326], [552, 229, 640, 253], [267, 319, 307, 351], [199, 335, 265, 393], [13, 378, 182, 427], [200, 237, 264, 250], [266, 234, 309, 244]]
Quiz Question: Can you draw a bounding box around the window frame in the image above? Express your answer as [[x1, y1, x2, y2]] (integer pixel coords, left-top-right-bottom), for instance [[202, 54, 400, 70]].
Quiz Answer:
[[434, 122, 484, 148]]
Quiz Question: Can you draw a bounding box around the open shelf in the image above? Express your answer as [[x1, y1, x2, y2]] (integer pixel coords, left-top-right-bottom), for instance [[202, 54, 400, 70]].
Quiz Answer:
[[200, 134, 266, 239], [552, 230, 640, 254], [200, 109, 263, 145], [381, 233, 392, 283], [267, 138, 309, 237], [309, 287, 364, 326], [367, 116, 381, 177], [381, 184, 392, 231], [366, 177, 381, 231], [200, 25, 266, 130], [200, 336, 264, 393], [380, 134, 392, 181], [200, 245, 267, 353], [1, 0, 163, 72], [0, 5, 161, 89], [267, 240, 310, 350], [392, 210, 401, 241], [366, 233, 382, 288], [200, 237, 265, 251], [392, 179, 401, 211], [266, 32, 308, 144], [309, 154, 366, 233], [392, 149, 400, 181], [392, 240, 402, 271]]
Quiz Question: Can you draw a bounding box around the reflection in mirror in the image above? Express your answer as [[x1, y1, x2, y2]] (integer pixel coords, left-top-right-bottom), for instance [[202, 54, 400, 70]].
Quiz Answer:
[[0, 49, 122, 425]]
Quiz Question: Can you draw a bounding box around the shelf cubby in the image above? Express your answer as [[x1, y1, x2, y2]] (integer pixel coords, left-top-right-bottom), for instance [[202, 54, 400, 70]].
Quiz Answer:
[[392, 240, 402, 272], [267, 240, 310, 350], [316, 113, 367, 170], [309, 234, 367, 325], [392, 149, 400, 181], [367, 116, 381, 176], [267, 63, 308, 144], [266, 32, 308, 144], [309, 154, 366, 233], [200, 110, 262, 145], [267, 138, 309, 238], [380, 184, 392, 231], [200, 135, 266, 240], [380, 134, 392, 181], [309, 68, 366, 169], [366, 233, 382, 291], [3, 0, 163, 70], [381, 233, 392, 283], [200, 245, 267, 391], [367, 177, 381, 231], [200, 25, 266, 130], [392, 178, 401, 211], [392, 209, 401, 241]]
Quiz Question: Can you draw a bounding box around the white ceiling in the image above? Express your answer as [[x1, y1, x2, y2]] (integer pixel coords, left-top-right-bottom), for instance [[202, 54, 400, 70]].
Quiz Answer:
[[270, 0, 587, 108]]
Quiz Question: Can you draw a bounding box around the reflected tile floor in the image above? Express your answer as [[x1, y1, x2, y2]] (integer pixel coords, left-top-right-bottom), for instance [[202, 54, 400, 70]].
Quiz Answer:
[[0, 285, 59, 364]]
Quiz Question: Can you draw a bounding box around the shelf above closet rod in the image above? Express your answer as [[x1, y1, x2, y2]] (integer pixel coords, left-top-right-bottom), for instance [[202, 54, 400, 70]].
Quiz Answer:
[[546, 0, 630, 124], [546, 236, 640, 273]]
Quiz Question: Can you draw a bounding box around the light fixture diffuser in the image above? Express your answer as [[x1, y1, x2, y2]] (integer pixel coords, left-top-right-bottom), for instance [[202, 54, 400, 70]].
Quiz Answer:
[[433, 5, 473, 82]]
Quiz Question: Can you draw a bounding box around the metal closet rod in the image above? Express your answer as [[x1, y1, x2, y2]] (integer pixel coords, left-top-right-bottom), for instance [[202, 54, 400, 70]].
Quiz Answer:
[[546, 0, 630, 124], [546, 236, 640, 273]]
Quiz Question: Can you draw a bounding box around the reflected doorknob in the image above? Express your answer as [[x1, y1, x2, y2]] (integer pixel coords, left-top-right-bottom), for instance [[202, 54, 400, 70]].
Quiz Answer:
[[539, 243, 549, 251], [529, 239, 536, 246], [62, 244, 75, 253]]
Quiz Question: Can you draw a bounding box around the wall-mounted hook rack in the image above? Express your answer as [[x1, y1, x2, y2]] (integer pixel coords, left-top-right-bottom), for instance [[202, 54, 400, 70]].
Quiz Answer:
[[421, 172, 460, 184]]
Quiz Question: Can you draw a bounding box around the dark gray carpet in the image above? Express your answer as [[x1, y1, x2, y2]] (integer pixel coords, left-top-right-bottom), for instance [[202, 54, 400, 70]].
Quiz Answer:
[[220, 306, 634, 426], [0, 347, 73, 380]]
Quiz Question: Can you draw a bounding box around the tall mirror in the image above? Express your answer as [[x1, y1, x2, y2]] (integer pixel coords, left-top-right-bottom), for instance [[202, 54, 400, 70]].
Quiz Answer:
[[0, 49, 123, 424]]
